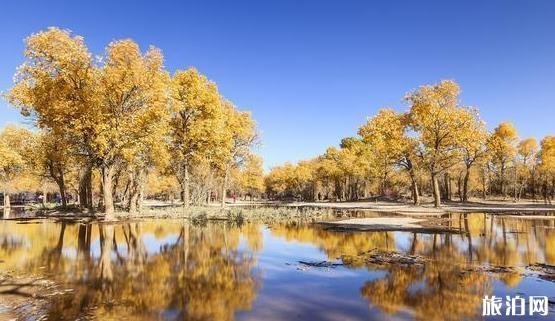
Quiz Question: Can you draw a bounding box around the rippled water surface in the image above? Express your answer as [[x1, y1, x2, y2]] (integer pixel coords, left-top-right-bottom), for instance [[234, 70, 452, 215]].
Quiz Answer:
[[1, 212, 554, 320]]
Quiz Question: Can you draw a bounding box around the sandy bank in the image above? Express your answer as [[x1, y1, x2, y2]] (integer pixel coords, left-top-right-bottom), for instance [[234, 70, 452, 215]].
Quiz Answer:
[[271, 200, 555, 216], [319, 217, 457, 233]]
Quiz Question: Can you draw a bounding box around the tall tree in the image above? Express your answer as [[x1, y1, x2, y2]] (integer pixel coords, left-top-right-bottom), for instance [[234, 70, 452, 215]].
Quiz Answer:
[[30, 131, 74, 207], [488, 122, 518, 197], [236, 154, 265, 200], [539, 136, 555, 204], [90, 40, 169, 218], [406, 80, 474, 207], [6, 27, 97, 210], [219, 101, 258, 206], [515, 138, 538, 201], [359, 109, 420, 204], [458, 110, 488, 202], [169, 68, 221, 207], [0, 126, 34, 210]]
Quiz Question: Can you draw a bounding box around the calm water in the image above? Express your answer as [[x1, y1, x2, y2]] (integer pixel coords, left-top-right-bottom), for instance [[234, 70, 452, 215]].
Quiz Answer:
[[0, 212, 554, 321]]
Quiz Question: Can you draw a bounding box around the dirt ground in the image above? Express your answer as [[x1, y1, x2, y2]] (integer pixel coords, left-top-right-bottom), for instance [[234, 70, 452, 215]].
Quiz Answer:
[[257, 198, 555, 216]]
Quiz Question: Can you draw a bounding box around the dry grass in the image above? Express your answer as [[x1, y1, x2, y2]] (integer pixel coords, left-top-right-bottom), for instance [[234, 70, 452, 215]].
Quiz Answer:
[[116, 205, 335, 224]]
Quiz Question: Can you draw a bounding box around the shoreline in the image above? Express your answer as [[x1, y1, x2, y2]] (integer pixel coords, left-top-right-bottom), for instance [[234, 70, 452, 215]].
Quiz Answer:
[[264, 199, 555, 216], [1, 199, 554, 222]]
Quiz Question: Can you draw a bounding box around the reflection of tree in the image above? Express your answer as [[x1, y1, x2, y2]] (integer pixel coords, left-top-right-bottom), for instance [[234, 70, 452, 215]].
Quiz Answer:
[[545, 222, 555, 265], [271, 222, 396, 260], [0, 215, 553, 320], [360, 245, 490, 321], [361, 266, 420, 314], [0, 220, 261, 320], [97, 224, 114, 283], [46, 222, 66, 270], [163, 223, 259, 321], [273, 217, 552, 321], [122, 223, 147, 275]]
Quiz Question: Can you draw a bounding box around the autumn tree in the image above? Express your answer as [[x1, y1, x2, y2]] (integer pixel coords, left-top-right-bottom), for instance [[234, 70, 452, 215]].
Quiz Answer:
[[515, 138, 538, 201], [6, 27, 97, 210], [405, 80, 475, 207], [233, 154, 264, 200], [338, 137, 373, 201], [169, 68, 221, 207], [265, 162, 315, 200], [30, 131, 75, 207], [458, 110, 488, 202], [0, 126, 35, 209], [359, 109, 420, 204], [538, 136, 555, 203], [90, 40, 169, 218], [219, 100, 258, 206], [144, 169, 180, 201], [488, 122, 518, 197], [318, 147, 347, 200]]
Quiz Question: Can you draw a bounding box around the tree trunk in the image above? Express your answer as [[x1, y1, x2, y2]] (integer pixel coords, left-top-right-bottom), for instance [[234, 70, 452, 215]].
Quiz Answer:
[[128, 188, 139, 214], [101, 165, 115, 219], [3, 193, 12, 221], [531, 172, 536, 200], [183, 165, 190, 208], [457, 175, 463, 202], [500, 165, 506, 198], [432, 173, 441, 208], [463, 166, 471, 203], [513, 166, 518, 202], [448, 174, 453, 200], [79, 165, 93, 211], [137, 178, 144, 212], [3, 193, 10, 209], [127, 169, 144, 214], [409, 170, 420, 205], [55, 172, 68, 208], [548, 178, 549, 204], [381, 169, 388, 196], [344, 177, 348, 200], [42, 188, 47, 208], [221, 166, 230, 208], [442, 172, 451, 201], [481, 167, 488, 200], [60, 183, 67, 207]]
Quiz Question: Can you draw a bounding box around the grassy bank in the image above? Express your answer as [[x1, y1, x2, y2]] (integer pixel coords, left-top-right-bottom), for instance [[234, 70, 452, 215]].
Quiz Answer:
[[116, 205, 336, 224]]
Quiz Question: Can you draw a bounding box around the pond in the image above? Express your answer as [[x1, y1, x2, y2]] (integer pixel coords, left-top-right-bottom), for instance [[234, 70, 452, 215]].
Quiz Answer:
[[0, 212, 554, 320]]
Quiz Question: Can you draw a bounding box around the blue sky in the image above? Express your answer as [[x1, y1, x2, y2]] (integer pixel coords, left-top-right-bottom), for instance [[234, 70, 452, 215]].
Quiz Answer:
[[1, 1, 554, 169]]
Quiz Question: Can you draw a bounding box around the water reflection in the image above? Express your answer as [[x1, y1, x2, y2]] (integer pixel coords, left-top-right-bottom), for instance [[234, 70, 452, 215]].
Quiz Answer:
[[0, 220, 261, 321], [0, 213, 554, 321], [270, 214, 555, 320]]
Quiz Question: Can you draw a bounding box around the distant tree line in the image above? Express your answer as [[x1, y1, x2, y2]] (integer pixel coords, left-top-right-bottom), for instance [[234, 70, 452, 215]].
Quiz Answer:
[[265, 81, 555, 207], [1, 28, 264, 218]]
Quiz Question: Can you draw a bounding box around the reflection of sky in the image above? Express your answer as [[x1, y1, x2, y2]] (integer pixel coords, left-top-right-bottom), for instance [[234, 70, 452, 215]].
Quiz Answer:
[[88, 233, 180, 259], [1, 217, 555, 321], [491, 278, 555, 320], [394, 232, 411, 251], [238, 222, 555, 321], [241, 226, 393, 321], [90, 239, 101, 258], [62, 247, 77, 259], [142, 234, 179, 254]]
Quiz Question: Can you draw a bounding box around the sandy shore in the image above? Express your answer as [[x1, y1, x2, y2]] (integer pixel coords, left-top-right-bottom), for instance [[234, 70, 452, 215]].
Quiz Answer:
[[264, 199, 555, 216], [319, 217, 456, 233]]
